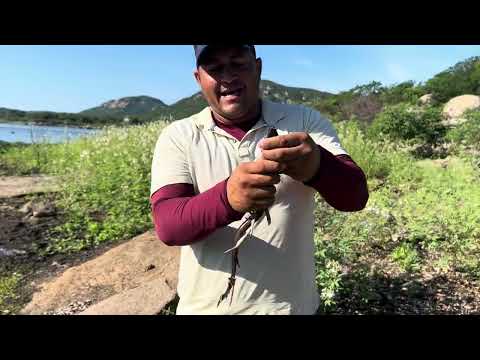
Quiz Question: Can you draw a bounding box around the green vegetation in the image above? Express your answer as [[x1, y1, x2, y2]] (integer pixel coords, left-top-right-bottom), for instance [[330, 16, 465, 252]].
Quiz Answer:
[[368, 103, 446, 144], [146, 93, 208, 121], [380, 81, 424, 106], [425, 56, 480, 103], [1, 121, 167, 254], [0, 273, 21, 314], [311, 81, 384, 123], [313, 120, 480, 312], [0, 108, 121, 128], [391, 243, 420, 272], [311, 80, 426, 126], [446, 110, 480, 150]]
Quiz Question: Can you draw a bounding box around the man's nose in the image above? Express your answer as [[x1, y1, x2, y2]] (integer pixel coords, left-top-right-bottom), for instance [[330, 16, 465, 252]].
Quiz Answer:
[[219, 65, 238, 82]]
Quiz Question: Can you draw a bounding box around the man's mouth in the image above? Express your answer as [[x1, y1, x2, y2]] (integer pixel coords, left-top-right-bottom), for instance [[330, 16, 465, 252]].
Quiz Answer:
[[220, 87, 244, 99]]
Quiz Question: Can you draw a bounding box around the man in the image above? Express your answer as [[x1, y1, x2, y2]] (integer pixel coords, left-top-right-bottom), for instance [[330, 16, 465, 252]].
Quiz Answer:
[[150, 45, 368, 315]]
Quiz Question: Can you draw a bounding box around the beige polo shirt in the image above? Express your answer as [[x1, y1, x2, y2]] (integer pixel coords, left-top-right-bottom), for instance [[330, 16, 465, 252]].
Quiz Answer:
[[150, 99, 348, 315]]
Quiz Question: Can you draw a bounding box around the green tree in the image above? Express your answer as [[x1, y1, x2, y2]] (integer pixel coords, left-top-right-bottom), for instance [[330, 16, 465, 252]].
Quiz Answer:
[[425, 56, 480, 103], [369, 103, 445, 144], [380, 81, 424, 105]]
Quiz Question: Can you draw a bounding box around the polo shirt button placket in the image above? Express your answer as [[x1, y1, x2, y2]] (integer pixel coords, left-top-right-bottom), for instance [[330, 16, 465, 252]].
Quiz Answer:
[[238, 147, 250, 162]]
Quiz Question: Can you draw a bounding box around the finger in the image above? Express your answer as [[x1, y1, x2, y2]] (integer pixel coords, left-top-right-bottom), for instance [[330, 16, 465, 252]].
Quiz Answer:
[[261, 144, 310, 163], [246, 159, 286, 174], [248, 173, 281, 186], [250, 196, 276, 209], [259, 133, 308, 150], [252, 198, 276, 210], [249, 186, 276, 200]]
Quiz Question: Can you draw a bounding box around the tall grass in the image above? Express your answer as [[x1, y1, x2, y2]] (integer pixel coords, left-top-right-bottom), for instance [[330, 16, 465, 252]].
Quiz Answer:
[[1, 120, 169, 254], [0, 273, 21, 314], [335, 120, 420, 186]]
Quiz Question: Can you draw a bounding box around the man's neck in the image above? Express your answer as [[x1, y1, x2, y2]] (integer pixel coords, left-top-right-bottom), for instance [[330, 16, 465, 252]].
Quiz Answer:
[[211, 101, 263, 141], [211, 100, 262, 128]]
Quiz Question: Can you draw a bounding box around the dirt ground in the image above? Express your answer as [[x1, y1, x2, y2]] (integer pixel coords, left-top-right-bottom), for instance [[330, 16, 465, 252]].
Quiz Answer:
[[326, 261, 480, 315], [0, 191, 131, 314]]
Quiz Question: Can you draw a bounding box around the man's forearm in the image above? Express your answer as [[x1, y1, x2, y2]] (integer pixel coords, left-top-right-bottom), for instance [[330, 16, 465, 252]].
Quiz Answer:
[[304, 145, 369, 211], [150, 180, 244, 247]]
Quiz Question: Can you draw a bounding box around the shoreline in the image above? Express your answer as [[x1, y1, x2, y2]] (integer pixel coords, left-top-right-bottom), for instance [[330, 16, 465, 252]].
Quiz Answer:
[[0, 140, 30, 146], [0, 121, 107, 145], [0, 119, 106, 130]]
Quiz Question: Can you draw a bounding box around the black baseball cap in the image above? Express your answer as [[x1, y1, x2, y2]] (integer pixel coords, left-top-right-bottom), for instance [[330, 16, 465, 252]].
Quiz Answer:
[[193, 45, 256, 66]]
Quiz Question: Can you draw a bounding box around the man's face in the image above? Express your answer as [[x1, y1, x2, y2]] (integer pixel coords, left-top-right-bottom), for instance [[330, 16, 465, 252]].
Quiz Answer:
[[194, 47, 262, 123]]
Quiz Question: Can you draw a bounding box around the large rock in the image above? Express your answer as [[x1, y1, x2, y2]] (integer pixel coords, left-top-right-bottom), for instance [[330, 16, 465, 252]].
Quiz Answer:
[[32, 201, 56, 217], [78, 277, 176, 315], [442, 95, 480, 126], [20, 230, 180, 315], [0, 176, 59, 198], [418, 94, 434, 106]]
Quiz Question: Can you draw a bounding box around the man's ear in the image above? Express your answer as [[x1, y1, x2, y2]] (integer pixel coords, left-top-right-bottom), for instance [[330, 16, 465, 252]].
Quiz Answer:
[[194, 69, 201, 86]]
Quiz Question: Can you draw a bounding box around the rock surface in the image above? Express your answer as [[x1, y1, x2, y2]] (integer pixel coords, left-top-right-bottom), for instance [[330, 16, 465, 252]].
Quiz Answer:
[[419, 94, 434, 106], [78, 277, 176, 315], [442, 95, 480, 126], [0, 176, 59, 198], [20, 230, 180, 315]]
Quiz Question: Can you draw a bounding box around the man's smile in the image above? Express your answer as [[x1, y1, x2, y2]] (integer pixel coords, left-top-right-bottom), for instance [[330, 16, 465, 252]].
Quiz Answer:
[[219, 86, 244, 101]]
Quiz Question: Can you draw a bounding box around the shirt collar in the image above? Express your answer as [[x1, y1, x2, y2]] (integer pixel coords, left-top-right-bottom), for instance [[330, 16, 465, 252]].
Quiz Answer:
[[192, 99, 287, 131]]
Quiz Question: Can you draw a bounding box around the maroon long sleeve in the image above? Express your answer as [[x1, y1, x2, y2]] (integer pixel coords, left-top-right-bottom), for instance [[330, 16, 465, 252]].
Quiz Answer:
[[150, 117, 368, 246], [304, 146, 369, 212], [150, 179, 243, 247]]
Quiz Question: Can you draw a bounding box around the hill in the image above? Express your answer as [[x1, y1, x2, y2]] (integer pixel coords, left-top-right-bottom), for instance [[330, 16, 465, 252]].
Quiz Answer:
[[0, 107, 28, 119], [80, 96, 167, 119]]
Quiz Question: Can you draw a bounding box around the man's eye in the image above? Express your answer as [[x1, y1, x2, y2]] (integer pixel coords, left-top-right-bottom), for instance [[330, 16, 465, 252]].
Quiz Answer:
[[232, 62, 249, 69], [205, 61, 249, 74], [207, 65, 222, 73]]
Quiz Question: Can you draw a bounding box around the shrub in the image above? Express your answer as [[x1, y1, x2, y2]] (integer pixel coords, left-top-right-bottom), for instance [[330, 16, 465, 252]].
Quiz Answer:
[[335, 120, 416, 182], [380, 81, 424, 105], [369, 103, 445, 144], [446, 110, 480, 150], [391, 243, 420, 272]]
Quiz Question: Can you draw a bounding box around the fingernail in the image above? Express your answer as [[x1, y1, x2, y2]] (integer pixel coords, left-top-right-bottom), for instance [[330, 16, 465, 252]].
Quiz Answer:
[[258, 139, 265, 149]]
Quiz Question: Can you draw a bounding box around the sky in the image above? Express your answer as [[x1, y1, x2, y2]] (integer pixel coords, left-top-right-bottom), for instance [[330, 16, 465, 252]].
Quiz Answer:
[[0, 45, 479, 113]]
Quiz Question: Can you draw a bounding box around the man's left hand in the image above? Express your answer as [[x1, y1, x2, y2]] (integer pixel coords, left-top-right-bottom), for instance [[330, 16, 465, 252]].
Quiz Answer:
[[259, 132, 321, 183]]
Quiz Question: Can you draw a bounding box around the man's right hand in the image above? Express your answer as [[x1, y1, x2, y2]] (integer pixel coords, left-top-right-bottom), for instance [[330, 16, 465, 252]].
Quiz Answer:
[[226, 159, 285, 213]]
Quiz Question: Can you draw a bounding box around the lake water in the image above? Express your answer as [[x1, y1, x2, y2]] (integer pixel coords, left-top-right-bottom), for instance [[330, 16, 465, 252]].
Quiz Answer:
[[0, 122, 101, 144]]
